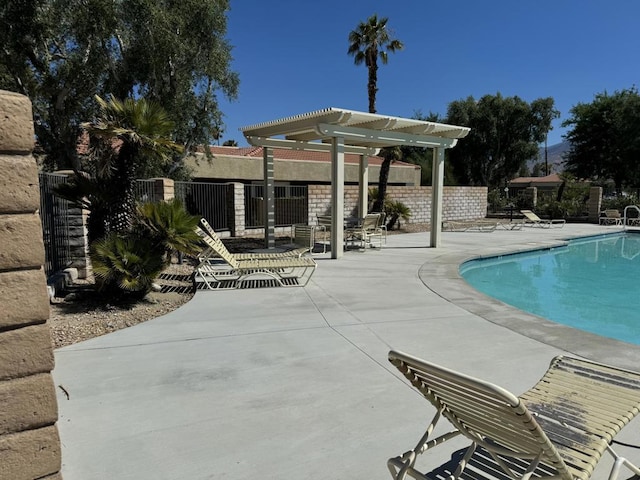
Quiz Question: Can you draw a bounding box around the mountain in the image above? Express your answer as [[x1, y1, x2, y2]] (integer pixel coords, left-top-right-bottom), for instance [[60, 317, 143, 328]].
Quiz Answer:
[[528, 140, 570, 173]]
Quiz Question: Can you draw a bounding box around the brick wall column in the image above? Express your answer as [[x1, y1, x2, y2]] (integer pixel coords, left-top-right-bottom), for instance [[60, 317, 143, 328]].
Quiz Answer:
[[588, 186, 603, 222], [150, 178, 174, 201], [0, 90, 62, 479], [229, 183, 245, 237]]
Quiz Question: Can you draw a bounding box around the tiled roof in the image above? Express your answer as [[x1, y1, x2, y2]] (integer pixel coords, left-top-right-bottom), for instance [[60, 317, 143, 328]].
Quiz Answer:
[[509, 173, 563, 185], [207, 145, 417, 168]]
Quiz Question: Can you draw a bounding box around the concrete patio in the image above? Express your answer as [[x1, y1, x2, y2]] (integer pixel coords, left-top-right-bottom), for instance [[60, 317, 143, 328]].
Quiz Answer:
[[52, 223, 640, 480]]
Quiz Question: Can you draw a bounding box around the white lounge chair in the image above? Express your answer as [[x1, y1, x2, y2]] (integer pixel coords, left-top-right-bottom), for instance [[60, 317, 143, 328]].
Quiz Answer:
[[521, 210, 565, 228], [194, 225, 316, 289], [388, 350, 640, 480]]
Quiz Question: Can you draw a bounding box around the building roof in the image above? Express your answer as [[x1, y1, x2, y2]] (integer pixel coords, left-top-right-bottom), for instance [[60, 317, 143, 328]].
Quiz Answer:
[[509, 174, 564, 187]]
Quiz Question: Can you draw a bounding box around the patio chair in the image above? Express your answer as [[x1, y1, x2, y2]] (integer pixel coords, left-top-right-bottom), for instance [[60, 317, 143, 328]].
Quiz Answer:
[[194, 226, 316, 289], [291, 223, 326, 254], [520, 210, 566, 228], [387, 350, 640, 480], [599, 209, 624, 226], [345, 213, 383, 249]]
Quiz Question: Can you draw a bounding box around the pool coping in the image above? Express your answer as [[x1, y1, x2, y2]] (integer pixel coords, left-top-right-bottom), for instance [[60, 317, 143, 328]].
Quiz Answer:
[[418, 231, 640, 371]]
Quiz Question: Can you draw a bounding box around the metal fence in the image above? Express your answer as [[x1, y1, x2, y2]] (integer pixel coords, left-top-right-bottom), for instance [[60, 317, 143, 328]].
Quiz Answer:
[[39, 173, 72, 276], [134, 179, 157, 203], [244, 184, 308, 228], [175, 181, 231, 231]]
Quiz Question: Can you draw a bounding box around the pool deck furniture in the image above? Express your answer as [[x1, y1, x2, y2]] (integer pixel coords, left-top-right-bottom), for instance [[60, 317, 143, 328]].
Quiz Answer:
[[345, 213, 384, 248], [198, 218, 309, 259], [388, 350, 640, 480], [599, 209, 624, 226], [521, 209, 566, 228], [194, 224, 316, 289]]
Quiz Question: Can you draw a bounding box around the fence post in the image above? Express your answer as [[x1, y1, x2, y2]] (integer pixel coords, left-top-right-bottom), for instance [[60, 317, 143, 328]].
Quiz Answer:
[[151, 177, 174, 201], [230, 183, 245, 237]]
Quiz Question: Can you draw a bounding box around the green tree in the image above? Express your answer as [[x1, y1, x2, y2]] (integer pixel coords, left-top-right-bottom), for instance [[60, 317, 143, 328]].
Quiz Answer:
[[0, 0, 238, 171], [563, 87, 640, 195], [57, 95, 182, 243], [446, 93, 558, 189], [347, 14, 403, 114]]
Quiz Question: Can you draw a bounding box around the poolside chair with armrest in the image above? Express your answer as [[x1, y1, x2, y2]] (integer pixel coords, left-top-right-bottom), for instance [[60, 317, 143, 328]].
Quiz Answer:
[[599, 209, 624, 226], [387, 350, 640, 480], [345, 213, 383, 249], [521, 210, 565, 228], [194, 226, 316, 289]]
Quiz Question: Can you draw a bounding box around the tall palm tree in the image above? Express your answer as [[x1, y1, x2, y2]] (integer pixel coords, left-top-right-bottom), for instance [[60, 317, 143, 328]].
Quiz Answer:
[[347, 14, 404, 114], [82, 95, 183, 237]]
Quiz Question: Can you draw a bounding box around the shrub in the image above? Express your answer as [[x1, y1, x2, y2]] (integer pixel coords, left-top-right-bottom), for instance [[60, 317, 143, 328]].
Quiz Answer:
[[135, 198, 201, 263], [91, 233, 165, 299]]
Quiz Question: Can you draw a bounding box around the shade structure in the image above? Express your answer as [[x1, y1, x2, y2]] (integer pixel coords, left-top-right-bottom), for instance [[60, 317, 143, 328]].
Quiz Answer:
[[241, 108, 470, 258]]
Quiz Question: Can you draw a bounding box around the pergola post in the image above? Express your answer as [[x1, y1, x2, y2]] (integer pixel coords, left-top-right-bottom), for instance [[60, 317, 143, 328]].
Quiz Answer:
[[358, 154, 369, 218], [263, 147, 275, 249], [331, 137, 345, 259], [430, 147, 445, 247]]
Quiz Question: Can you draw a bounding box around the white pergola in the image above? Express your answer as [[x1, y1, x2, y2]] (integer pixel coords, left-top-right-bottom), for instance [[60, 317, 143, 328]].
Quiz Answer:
[[241, 108, 470, 259]]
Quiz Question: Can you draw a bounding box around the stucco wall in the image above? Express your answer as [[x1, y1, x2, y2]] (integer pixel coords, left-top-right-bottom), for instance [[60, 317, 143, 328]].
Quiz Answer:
[[309, 185, 488, 225], [0, 90, 62, 479]]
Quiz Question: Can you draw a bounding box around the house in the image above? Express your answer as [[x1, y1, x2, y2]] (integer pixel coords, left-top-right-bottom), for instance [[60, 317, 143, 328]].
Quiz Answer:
[[508, 173, 564, 200], [185, 146, 421, 186]]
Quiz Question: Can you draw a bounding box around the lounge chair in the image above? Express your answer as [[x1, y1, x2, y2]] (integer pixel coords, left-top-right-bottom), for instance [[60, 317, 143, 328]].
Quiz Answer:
[[198, 218, 309, 258], [521, 210, 565, 228], [599, 209, 624, 226], [442, 219, 498, 232], [387, 350, 640, 480], [194, 226, 316, 289]]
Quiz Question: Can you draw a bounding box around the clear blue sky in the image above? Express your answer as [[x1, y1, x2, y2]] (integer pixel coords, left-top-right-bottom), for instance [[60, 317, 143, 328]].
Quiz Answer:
[[217, 1, 640, 147]]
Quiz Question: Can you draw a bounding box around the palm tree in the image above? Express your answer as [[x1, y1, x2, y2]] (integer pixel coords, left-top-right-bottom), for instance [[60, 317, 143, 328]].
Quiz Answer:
[[82, 95, 183, 237], [347, 14, 404, 114]]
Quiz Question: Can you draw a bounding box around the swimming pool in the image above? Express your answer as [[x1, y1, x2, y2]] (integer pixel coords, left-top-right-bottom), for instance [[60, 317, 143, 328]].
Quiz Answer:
[[460, 232, 640, 345]]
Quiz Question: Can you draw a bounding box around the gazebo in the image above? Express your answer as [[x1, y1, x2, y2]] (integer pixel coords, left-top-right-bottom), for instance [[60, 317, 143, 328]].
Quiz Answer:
[[241, 108, 470, 258]]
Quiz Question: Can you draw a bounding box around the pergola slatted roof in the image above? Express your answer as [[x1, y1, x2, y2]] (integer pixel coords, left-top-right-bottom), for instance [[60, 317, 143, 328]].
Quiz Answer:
[[240, 108, 470, 257]]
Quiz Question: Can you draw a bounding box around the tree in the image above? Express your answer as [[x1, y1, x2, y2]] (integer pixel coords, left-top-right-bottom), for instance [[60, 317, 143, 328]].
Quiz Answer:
[[347, 14, 403, 114], [563, 87, 640, 194], [348, 14, 403, 211], [446, 93, 559, 190], [0, 0, 238, 171], [57, 95, 182, 243]]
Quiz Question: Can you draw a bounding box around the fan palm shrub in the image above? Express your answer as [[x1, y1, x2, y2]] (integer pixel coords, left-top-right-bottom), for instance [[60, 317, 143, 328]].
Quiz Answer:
[[91, 234, 165, 299], [135, 198, 202, 264]]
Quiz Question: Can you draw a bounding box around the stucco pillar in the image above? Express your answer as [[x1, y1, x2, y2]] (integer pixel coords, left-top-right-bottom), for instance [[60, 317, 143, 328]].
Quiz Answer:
[[358, 154, 369, 218], [430, 147, 445, 247], [0, 90, 62, 479], [263, 147, 275, 249], [330, 137, 345, 259]]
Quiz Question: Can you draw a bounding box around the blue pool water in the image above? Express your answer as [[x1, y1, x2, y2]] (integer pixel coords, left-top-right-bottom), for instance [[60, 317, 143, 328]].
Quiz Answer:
[[460, 232, 640, 345]]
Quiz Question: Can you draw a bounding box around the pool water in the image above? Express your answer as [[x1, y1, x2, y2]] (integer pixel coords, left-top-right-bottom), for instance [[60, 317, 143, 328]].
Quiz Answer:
[[460, 232, 640, 345]]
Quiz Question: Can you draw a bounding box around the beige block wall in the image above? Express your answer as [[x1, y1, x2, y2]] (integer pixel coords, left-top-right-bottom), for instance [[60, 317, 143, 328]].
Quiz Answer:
[[308, 184, 488, 225], [0, 90, 62, 479]]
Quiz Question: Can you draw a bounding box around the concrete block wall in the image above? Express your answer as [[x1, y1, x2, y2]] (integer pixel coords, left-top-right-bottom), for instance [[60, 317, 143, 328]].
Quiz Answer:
[[308, 184, 488, 225], [0, 90, 62, 479]]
